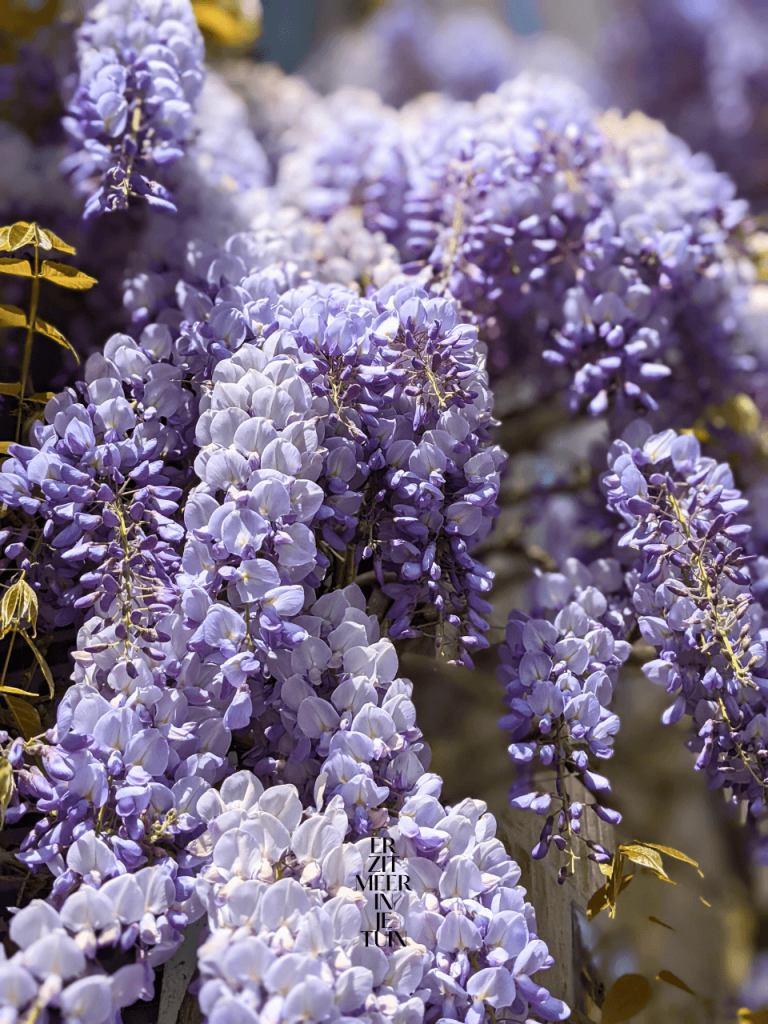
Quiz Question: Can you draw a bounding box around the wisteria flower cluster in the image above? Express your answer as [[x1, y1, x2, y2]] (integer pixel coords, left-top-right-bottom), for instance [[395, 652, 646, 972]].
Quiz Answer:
[[0, 324, 191, 631], [0, 236, 520, 1021], [0, 890, 160, 1024], [7, 0, 768, 1019], [498, 557, 633, 873], [184, 273, 503, 667], [194, 767, 569, 1024], [403, 78, 751, 422], [270, 71, 757, 430], [62, 0, 205, 216], [602, 422, 768, 851], [277, 88, 411, 244]]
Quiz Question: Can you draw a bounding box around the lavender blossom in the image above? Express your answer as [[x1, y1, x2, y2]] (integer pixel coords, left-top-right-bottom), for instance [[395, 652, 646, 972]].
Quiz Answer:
[[193, 769, 569, 1024], [0, 870, 190, 1022], [404, 75, 751, 423], [276, 89, 410, 244], [62, 0, 205, 217], [183, 274, 503, 667], [603, 422, 768, 852], [498, 558, 632, 872]]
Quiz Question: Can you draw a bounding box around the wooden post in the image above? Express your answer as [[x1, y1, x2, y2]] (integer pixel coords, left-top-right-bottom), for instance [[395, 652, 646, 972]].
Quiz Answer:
[[504, 779, 612, 1022]]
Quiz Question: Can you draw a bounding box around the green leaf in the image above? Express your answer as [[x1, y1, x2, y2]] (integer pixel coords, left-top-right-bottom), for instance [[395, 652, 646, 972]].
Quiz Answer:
[[4, 693, 42, 740], [40, 261, 97, 290], [38, 228, 76, 255], [33, 319, 80, 362], [648, 916, 674, 931], [637, 841, 704, 877], [0, 757, 12, 830], [0, 257, 32, 277], [656, 971, 695, 997], [0, 304, 28, 328], [18, 630, 54, 698], [602, 974, 654, 1024]]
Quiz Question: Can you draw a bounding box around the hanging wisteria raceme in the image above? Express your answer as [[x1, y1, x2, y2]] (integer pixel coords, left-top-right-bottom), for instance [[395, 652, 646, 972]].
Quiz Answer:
[[0, 324, 193, 631], [0, 555, 222, 1019], [0, 204, 409, 638], [9, 0, 768, 1015], [498, 558, 633, 875], [240, 584, 429, 825], [183, 273, 503, 670], [62, 0, 205, 217], [276, 88, 411, 245], [0, 893, 160, 1024], [0, 246, 514, 1020], [602, 421, 768, 855], [193, 769, 570, 1024], [401, 75, 752, 424]]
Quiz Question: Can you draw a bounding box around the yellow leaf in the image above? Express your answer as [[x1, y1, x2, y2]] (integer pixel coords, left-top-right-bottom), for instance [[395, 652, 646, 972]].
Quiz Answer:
[[19, 630, 53, 698], [607, 853, 625, 918], [598, 862, 613, 877], [193, 0, 261, 47], [638, 842, 704, 877], [0, 257, 32, 277], [33, 319, 80, 362], [0, 383, 21, 397], [40, 261, 97, 290], [33, 225, 51, 250], [680, 424, 710, 442], [0, 304, 28, 328], [656, 970, 695, 996], [38, 227, 76, 255], [648, 916, 674, 931], [7, 222, 37, 250], [602, 974, 653, 1024], [4, 693, 42, 740], [586, 873, 634, 922], [0, 757, 12, 830], [27, 392, 56, 405], [716, 394, 761, 436], [0, 441, 13, 455], [1, 578, 38, 637], [619, 843, 670, 879], [739, 1009, 768, 1024]]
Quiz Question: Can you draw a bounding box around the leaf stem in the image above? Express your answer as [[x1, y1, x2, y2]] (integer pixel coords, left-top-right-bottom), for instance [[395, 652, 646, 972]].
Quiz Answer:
[[15, 237, 40, 443]]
